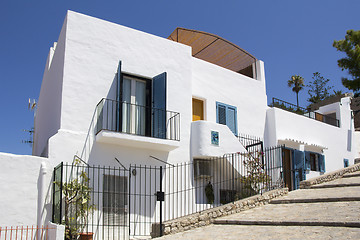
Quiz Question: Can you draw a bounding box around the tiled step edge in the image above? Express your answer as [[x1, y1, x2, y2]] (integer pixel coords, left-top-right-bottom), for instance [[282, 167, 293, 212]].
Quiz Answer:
[[300, 163, 360, 189]]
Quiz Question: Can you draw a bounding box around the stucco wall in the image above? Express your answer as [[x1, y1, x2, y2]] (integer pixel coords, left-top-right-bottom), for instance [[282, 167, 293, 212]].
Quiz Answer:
[[191, 121, 246, 158], [191, 58, 267, 138], [33, 17, 67, 157], [0, 153, 53, 226], [265, 97, 355, 172], [35, 11, 194, 166]]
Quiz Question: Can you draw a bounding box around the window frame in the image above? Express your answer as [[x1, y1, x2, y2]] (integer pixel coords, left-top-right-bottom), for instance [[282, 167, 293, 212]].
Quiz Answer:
[[216, 101, 238, 135]]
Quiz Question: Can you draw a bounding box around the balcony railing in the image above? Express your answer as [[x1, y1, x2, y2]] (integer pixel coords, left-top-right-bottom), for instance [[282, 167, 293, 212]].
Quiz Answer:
[[270, 98, 340, 127], [95, 98, 180, 141]]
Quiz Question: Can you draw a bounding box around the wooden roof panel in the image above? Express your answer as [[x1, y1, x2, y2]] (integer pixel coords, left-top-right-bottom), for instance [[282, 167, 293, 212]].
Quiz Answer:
[[168, 28, 257, 73]]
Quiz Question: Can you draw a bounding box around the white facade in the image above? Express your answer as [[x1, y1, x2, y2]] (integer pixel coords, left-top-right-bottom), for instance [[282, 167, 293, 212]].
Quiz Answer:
[[1, 10, 358, 230], [33, 11, 268, 168], [265, 97, 355, 171]]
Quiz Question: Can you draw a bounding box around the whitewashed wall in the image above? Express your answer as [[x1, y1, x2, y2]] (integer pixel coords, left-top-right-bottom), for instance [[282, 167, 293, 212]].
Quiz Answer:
[[33, 18, 67, 157], [0, 153, 53, 227], [191, 58, 267, 139], [34, 11, 193, 166], [265, 97, 356, 172]]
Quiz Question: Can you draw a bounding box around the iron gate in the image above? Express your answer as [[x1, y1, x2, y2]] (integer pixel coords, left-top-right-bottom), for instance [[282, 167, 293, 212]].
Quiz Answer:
[[52, 146, 283, 239], [52, 162, 164, 240]]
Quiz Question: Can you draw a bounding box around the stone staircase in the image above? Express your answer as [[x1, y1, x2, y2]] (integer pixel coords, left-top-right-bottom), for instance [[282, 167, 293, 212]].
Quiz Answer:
[[158, 164, 360, 239]]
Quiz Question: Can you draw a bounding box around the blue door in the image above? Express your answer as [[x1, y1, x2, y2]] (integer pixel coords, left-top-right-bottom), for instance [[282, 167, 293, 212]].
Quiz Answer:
[[292, 150, 305, 190]]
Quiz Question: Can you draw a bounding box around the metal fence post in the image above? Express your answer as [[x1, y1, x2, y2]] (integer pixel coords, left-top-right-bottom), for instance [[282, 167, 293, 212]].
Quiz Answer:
[[159, 166, 163, 236]]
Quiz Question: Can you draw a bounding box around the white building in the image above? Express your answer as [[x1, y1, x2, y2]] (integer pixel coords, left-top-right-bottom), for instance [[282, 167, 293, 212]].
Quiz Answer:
[[0, 10, 357, 238]]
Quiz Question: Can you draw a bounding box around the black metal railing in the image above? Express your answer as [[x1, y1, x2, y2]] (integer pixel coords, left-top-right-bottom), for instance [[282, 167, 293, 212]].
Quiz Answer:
[[270, 98, 340, 127], [95, 98, 180, 140], [162, 145, 283, 220], [53, 146, 284, 239]]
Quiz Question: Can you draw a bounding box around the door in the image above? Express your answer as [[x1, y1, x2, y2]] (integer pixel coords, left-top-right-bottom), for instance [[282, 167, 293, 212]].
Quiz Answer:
[[292, 150, 305, 190], [192, 98, 204, 121], [103, 175, 129, 240], [282, 148, 292, 191], [122, 76, 147, 135]]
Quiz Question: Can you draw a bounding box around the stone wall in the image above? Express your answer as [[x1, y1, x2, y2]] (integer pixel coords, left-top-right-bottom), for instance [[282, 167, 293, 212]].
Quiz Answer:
[[300, 163, 360, 189], [152, 188, 288, 237]]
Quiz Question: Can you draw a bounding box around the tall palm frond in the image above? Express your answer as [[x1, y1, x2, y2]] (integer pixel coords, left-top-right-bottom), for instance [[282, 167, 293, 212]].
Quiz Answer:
[[288, 75, 305, 108]]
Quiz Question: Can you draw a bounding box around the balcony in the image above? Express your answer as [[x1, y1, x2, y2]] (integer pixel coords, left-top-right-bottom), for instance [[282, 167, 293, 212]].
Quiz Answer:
[[269, 98, 340, 127], [94, 98, 180, 151]]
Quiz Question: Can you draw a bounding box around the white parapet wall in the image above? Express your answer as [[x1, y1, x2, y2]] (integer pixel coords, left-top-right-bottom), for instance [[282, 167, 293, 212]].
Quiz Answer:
[[0, 153, 53, 226], [191, 121, 246, 158]]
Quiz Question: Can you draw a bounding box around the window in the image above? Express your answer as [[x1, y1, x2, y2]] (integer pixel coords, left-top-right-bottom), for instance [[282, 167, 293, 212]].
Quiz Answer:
[[103, 175, 128, 226], [344, 159, 349, 168], [192, 98, 204, 121], [122, 75, 147, 135], [194, 159, 212, 179], [305, 151, 325, 172], [115, 61, 167, 139], [216, 102, 237, 135], [309, 153, 318, 171]]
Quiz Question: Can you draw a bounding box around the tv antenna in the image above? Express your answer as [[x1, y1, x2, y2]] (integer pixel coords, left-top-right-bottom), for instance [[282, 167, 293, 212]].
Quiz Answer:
[[22, 128, 34, 145], [28, 98, 37, 111]]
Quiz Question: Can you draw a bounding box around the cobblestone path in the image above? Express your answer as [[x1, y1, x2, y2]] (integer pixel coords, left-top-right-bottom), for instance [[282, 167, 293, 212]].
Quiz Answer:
[[158, 170, 360, 239]]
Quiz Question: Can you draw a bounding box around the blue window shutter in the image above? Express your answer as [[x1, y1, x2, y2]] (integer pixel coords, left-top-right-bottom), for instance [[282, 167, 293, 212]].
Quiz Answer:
[[116, 61, 122, 132], [305, 151, 311, 170], [227, 106, 237, 135], [152, 72, 167, 139], [217, 104, 227, 125], [318, 154, 325, 172], [216, 102, 237, 136]]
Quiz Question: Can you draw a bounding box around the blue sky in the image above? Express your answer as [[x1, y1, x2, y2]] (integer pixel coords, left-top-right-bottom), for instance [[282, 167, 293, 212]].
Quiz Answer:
[[1, 0, 359, 155]]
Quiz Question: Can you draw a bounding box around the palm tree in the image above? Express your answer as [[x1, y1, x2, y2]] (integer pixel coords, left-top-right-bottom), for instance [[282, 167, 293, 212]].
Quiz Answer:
[[288, 75, 305, 108]]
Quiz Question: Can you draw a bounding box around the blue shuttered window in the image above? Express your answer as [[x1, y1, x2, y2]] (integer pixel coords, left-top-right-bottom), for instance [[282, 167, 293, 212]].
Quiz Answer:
[[318, 154, 325, 172], [116, 61, 122, 132], [216, 102, 237, 135], [304, 151, 325, 172], [304, 151, 311, 170], [152, 72, 167, 139]]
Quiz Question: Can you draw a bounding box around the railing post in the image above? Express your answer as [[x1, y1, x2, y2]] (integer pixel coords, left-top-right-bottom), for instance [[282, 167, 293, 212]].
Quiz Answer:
[[159, 166, 163, 236]]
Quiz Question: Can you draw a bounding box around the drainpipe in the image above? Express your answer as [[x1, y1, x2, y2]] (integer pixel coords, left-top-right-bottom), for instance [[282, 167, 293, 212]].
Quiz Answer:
[[37, 162, 48, 238]]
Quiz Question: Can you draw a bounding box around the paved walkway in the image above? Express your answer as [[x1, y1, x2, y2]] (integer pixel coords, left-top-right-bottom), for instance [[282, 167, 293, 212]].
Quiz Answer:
[[158, 170, 360, 239]]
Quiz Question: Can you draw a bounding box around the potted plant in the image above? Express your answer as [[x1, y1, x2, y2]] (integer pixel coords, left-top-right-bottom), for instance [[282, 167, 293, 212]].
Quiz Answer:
[[56, 158, 95, 240]]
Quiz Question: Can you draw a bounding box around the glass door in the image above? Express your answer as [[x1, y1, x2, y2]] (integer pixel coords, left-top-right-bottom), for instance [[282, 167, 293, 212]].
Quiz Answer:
[[122, 76, 146, 135]]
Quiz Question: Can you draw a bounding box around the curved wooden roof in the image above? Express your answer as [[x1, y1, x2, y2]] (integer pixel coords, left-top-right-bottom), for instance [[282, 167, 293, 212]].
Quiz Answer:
[[168, 28, 257, 74]]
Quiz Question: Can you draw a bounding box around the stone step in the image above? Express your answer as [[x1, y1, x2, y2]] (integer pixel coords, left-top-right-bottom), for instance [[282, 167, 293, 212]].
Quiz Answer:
[[310, 182, 360, 189], [270, 186, 360, 204], [343, 171, 360, 178], [214, 201, 360, 228], [270, 196, 360, 204], [310, 175, 360, 189], [213, 219, 360, 228], [157, 225, 360, 240]]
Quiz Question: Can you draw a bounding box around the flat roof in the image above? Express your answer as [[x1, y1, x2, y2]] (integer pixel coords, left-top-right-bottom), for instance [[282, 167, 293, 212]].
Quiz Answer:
[[168, 28, 257, 73]]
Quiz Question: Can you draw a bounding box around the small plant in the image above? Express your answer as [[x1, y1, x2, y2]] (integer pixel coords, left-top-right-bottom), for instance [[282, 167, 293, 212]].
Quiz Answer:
[[237, 151, 270, 199], [55, 158, 95, 240]]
